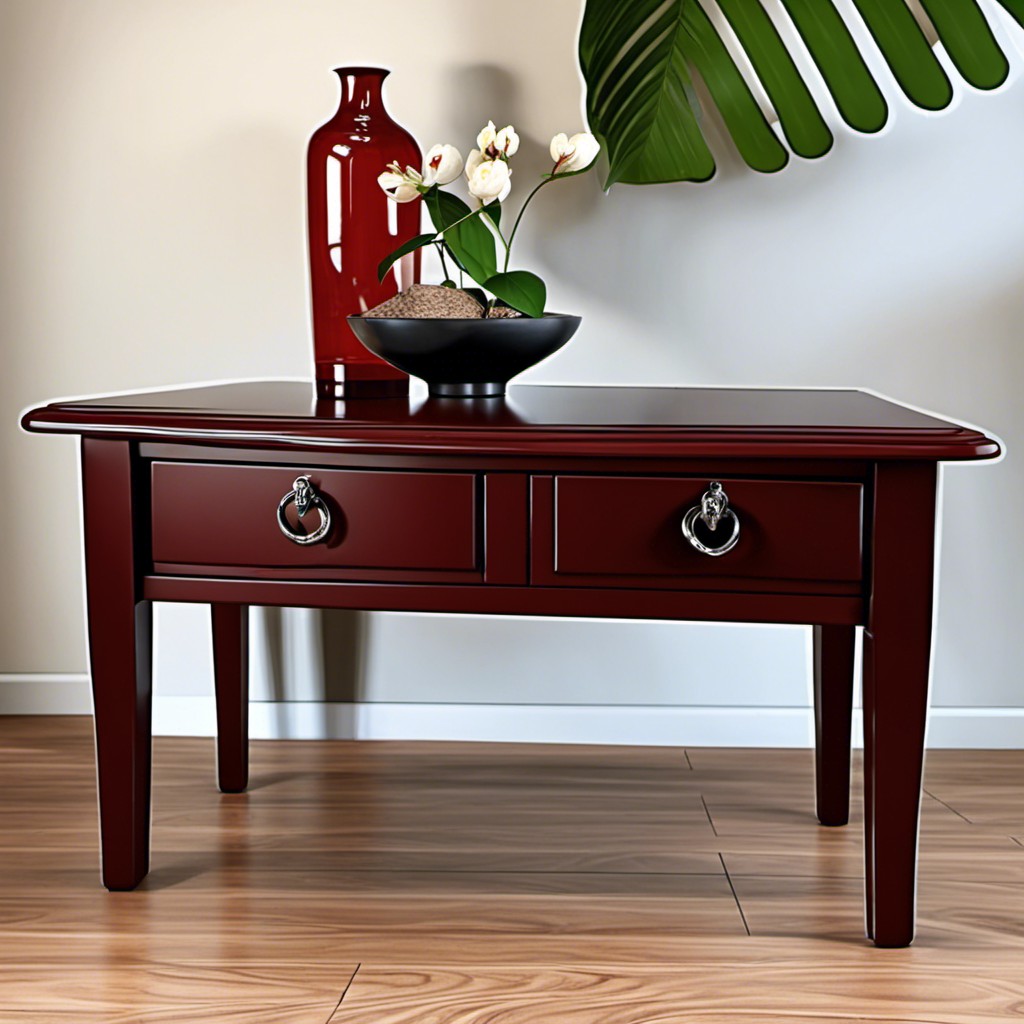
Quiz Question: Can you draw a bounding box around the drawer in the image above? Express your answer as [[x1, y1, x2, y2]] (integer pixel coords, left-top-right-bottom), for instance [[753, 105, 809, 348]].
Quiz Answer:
[[151, 462, 479, 574], [533, 475, 863, 588]]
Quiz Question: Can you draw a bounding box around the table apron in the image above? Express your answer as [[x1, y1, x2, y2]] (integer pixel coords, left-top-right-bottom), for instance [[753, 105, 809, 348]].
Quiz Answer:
[[142, 575, 864, 625]]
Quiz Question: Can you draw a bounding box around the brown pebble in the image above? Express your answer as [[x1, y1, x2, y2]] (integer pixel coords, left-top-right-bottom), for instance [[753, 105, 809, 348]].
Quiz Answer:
[[486, 305, 524, 318], [362, 284, 484, 319]]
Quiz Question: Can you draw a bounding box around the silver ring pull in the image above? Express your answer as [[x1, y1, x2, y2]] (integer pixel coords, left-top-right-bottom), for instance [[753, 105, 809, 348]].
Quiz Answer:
[[681, 481, 740, 557], [277, 476, 331, 546]]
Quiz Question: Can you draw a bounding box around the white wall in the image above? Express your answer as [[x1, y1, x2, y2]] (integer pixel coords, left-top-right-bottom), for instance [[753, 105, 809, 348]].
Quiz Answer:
[[3, 0, 1023, 745]]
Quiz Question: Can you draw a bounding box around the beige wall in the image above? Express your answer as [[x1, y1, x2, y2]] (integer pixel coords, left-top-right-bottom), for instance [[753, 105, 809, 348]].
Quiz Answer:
[[0, 0, 582, 671], [3, 1, 1023, 740]]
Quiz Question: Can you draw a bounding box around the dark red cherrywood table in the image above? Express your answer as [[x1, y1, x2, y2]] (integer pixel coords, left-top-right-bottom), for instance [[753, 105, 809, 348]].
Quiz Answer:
[[23, 382, 999, 946]]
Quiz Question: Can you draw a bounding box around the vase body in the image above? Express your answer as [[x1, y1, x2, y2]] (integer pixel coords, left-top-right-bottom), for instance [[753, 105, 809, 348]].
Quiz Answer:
[[307, 67, 421, 398]]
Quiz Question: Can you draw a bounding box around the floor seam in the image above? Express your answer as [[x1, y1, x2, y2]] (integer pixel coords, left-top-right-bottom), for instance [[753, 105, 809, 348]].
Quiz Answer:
[[194, 868, 729, 877], [923, 788, 973, 824], [700, 794, 718, 836], [325, 963, 361, 1023], [717, 853, 751, 937]]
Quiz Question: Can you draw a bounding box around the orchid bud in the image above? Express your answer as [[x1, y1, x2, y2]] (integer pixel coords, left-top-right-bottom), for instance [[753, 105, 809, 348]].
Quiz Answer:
[[495, 124, 519, 157], [422, 143, 464, 187], [550, 131, 600, 174], [477, 120, 498, 153], [549, 133, 571, 163], [466, 156, 511, 205]]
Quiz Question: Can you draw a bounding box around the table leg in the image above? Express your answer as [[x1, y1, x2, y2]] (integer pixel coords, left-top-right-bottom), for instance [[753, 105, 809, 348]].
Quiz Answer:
[[812, 624, 855, 826], [82, 440, 152, 891], [863, 461, 937, 947], [862, 622, 876, 941], [212, 603, 249, 793]]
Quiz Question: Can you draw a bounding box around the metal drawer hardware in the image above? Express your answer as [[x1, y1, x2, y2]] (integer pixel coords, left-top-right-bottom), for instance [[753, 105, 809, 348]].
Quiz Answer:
[[681, 481, 740, 557], [276, 476, 331, 546]]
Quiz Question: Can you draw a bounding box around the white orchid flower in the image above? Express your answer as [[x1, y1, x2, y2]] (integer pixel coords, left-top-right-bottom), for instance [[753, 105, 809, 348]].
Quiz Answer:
[[476, 120, 518, 160], [549, 133, 571, 163], [477, 120, 498, 153], [465, 148, 485, 178], [422, 143, 464, 187], [467, 156, 511, 205], [549, 131, 600, 174], [494, 124, 519, 157], [378, 161, 424, 203]]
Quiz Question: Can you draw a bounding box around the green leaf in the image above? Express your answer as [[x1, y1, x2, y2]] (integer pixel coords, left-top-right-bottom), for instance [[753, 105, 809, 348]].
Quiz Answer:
[[994, 0, 1024, 32], [580, 0, 715, 185], [715, 0, 833, 159], [484, 271, 546, 318], [679, 3, 789, 174], [918, 0, 1009, 90], [377, 233, 437, 284], [425, 189, 497, 286], [481, 202, 501, 230], [851, 0, 952, 110], [578, 0, 1015, 183], [778, 0, 888, 133]]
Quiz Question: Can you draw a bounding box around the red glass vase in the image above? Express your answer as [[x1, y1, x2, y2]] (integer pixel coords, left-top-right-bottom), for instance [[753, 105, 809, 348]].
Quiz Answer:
[[307, 67, 422, 399]]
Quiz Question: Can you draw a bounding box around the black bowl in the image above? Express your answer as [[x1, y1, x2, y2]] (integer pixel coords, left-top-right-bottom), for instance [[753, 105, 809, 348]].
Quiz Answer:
[[348, 313, 581, 398]]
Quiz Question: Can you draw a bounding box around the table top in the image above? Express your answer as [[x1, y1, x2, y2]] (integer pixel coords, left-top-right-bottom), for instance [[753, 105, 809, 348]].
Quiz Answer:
[[22, 381, 1000, 460]]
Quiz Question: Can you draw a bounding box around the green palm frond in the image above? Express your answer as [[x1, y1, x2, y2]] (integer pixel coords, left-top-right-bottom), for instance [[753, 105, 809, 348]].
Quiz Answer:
[[579, 0, 1021, 186]]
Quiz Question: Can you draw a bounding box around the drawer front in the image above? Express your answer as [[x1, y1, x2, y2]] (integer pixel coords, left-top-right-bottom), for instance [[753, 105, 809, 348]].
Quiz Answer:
[[151, 462, 479, 573], [536, 475, 863, 587]]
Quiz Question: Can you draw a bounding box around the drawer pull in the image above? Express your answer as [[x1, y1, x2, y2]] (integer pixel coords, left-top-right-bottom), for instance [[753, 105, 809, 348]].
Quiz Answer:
[[276, 476, 332, 546], [681, 481, 740, 557]]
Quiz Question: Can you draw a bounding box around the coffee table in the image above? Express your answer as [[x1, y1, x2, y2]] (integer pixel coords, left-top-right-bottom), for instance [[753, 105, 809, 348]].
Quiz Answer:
[[22, 381, 1000, 946]]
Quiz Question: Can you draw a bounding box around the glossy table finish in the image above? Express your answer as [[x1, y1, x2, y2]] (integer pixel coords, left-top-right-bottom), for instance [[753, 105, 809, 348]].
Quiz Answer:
[[26, 381, 996, 458], [23, 381, 999, 947]]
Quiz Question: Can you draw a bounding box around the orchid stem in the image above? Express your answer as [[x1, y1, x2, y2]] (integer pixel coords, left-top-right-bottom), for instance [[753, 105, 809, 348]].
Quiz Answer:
[[504, 176, 553, 272], [435, 241, 451, 282], [435, 204, 489, 235]]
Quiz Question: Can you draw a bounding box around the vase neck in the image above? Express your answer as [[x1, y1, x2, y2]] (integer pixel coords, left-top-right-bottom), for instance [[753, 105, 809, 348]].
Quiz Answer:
[[333, 67, 389, 117]]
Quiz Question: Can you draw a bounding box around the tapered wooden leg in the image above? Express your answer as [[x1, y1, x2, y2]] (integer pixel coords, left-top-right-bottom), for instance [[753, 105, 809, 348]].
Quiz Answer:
[[863, 461, 937, 947], [813, 625, 855, 826], [862, 625, 876, 941], [82, 439, 152, 891], [212, 603, 249, 793]]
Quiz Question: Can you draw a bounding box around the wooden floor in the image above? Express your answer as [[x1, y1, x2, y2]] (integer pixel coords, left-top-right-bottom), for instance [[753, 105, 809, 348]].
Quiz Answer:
[[1, 718, 1023, 1022]]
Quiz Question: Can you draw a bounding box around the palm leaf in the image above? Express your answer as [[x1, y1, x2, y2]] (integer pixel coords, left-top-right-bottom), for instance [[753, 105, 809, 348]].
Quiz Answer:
[[580, 0, 715, 185], [918, 0, 1009, 88], [998, 0, 1024, 29], [715, 0, 833, 159], [851, 0, 952, 110], [780, 0, 889, 133], [579, 0, 1022, 185], [681, 1, 790, 173]]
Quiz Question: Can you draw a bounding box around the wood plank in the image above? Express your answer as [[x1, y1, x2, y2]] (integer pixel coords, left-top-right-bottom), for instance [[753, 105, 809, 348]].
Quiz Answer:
[[3, 1009, 334, 1024], [724, 832, 1024, 882], [0, 883, 744, 949], [327, 963, 1024, 1024], [0, 849, 723, 887], [2, 720, 1024, 1023], [0, 962, 354, 1019], [731, 874, 1024, 946]]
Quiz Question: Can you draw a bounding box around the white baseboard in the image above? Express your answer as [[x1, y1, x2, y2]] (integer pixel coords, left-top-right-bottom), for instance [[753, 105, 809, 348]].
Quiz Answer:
[[1, 676, 1022, 748], [0, 675, 94, 714]]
